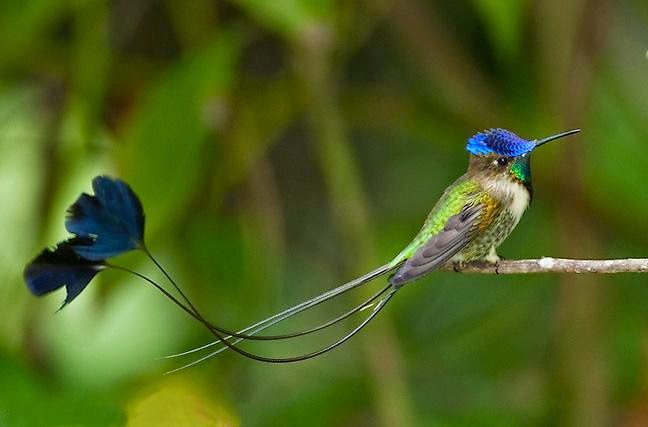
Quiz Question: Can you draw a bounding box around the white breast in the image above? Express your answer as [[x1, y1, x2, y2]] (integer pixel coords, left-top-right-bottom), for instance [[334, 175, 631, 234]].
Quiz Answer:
[[485, 178, 530, 224], [507, 181, 530, 223]]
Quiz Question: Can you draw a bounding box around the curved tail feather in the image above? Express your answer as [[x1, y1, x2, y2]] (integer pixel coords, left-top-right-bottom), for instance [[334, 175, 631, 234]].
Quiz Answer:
[[166, 287, 397, 372], [164, 264, 393, 360]]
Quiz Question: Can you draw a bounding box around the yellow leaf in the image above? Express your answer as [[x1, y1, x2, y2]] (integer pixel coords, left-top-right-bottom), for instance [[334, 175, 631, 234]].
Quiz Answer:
[[127, 378, 238, 427]]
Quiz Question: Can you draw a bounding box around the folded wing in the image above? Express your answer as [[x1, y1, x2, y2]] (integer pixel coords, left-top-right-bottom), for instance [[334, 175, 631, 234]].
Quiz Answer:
[[389, 204, 483, 286]]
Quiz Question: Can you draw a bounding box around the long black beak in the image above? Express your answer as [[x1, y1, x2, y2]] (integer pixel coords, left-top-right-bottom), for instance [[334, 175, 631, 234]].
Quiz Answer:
[[534, 128, 581, 147]]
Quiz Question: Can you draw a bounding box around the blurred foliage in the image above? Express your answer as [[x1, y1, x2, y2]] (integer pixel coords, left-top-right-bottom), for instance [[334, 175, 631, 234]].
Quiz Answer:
[[127, 377, 238, 426], [1, 0, 647, 426]]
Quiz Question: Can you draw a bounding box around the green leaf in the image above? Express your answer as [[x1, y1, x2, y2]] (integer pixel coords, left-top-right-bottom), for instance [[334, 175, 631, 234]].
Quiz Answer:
[[472, 0, 528, 60], [117, 31, 242, 235], [0, 86, 46, 349], [0, 0, 68, 64], [235, 0, 332, 39], [0, 353, 123, 427]]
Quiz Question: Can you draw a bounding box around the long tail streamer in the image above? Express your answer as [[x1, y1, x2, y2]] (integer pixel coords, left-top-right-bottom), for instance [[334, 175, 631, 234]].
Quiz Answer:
[[166, 288, 398, 373], [164, 264, 393, 356], [118, 257, 396, 367]]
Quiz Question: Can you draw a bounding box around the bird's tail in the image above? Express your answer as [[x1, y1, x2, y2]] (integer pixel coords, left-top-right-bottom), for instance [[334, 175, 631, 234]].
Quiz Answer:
[[162, 264, 395, 372]]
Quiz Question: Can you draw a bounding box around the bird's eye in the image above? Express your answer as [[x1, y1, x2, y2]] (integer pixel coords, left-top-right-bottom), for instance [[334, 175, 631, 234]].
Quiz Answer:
[[497, 157, 509, 166]]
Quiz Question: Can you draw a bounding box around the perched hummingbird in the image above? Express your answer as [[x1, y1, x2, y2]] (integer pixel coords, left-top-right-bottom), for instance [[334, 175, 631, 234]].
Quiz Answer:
[[161, 128, 583, 368], [388, 127, 581, 285]]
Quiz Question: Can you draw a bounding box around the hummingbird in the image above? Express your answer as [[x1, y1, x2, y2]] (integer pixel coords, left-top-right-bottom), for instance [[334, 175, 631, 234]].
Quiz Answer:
[[164, 127, 581, 369], [24, 129, 581, 368]]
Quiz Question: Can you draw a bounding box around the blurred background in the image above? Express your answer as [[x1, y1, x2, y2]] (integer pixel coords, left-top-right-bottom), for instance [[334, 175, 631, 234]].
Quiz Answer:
[[1, 0, 647, 426]]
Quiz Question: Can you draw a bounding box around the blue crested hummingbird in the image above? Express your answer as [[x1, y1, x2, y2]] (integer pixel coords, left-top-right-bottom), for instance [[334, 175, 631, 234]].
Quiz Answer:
[[161, 127, 581, 369]]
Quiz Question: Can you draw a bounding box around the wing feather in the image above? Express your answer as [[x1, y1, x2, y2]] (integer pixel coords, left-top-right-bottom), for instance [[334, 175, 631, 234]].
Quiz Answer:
[[389, 204, 483, 286]]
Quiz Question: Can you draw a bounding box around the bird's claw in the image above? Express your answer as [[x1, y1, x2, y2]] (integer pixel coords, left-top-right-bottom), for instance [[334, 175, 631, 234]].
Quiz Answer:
[[452, 261, 464, 273]]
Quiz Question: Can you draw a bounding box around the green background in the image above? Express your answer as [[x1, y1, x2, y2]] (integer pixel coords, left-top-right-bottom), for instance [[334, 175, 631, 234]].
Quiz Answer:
[[1, 0, 647, 425]]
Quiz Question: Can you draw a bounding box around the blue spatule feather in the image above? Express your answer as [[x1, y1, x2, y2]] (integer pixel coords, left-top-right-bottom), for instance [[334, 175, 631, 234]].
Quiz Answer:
[[24, 238, 105, 308], [65, 176, 145, 260], [25, 175, 146, 308]]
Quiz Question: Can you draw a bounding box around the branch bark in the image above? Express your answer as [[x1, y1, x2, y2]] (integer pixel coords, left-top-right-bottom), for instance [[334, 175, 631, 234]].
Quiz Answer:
[[441, 258, 648, 274]]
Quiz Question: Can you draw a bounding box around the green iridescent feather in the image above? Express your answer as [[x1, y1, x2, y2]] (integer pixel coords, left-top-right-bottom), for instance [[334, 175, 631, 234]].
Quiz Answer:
[[389, 177, 498, 267], [510, 157, 531, 184]]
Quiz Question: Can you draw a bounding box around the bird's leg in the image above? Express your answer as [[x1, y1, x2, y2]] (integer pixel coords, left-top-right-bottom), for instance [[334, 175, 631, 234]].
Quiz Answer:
[[452, 261, 461, 273], [450, 259, 468, 273], [494, 255, 509, 274], [484, 247, 502, 274]]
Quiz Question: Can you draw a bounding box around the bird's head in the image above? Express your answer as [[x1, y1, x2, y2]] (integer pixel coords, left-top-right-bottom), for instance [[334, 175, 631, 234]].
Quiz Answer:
[[465, 128, 580, 193]]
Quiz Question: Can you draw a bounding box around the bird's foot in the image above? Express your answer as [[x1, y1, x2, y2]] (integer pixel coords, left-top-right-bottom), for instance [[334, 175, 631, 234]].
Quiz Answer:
[[452, 260, 467, 273], [483, 249, 501, 274], [452, 255, 502, 274]]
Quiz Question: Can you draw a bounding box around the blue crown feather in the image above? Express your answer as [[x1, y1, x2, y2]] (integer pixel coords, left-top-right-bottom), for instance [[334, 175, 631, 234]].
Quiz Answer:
[[466, 128, 535, 157]]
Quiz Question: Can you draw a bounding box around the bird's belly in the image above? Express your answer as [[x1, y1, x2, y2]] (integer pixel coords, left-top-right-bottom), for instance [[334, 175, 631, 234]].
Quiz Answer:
[[456, 209, 519, 262]]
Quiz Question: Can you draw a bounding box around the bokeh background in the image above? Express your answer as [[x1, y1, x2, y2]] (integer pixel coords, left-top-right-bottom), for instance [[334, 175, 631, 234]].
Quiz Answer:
[[1, 0, 647, 426]]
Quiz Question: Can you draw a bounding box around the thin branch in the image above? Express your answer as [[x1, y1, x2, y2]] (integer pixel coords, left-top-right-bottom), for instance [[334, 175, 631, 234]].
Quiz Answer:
[[441, 258, 648, 274]]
